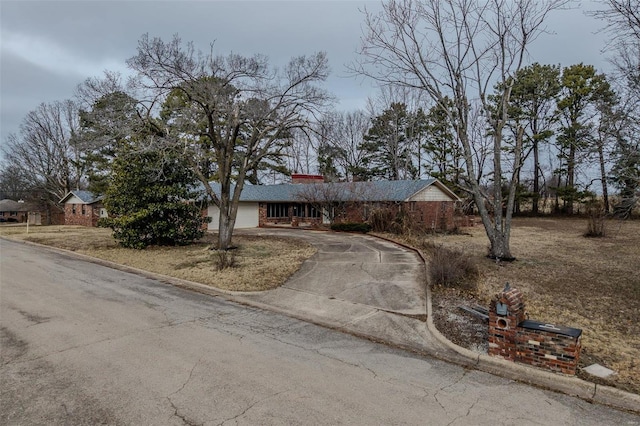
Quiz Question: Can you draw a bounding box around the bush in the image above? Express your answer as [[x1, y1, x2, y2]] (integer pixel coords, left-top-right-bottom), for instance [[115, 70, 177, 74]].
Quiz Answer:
[[212, 249, 236, 270], [421, 241, 478, 292], [330, 222, 372, 233], [585, 201, 606, 238], [97, 217, 111, 228], [369, 208, 396, 233], [368, 207, 426, 235]]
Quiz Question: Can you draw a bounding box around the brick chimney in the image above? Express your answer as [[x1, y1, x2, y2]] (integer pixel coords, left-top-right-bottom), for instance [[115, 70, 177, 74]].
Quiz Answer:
[[291, 174, 324, 184]]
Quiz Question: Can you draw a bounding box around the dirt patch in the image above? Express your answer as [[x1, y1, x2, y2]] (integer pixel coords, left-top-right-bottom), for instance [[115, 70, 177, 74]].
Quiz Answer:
[[1, 226, 316, 292], [431, 288, 488, 354]]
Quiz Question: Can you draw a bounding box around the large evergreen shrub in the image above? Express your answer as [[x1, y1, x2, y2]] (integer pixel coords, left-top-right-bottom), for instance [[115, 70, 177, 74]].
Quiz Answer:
[[102, 148, 209, 249]]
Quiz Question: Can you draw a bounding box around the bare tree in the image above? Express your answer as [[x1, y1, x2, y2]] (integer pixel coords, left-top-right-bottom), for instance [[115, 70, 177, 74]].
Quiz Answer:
[[590, 1, 640, 215], [294, 181, 381, 223], [0, 163, 32, 200], [316, 110, 372, 181], [353, 0, 569, 260], [590, 0, 640, 43], [2, 100, 84, 209], [127, 34, 332, 249]]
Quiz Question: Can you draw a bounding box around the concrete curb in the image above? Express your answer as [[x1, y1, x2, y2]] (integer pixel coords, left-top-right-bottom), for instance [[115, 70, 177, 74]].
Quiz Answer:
[[4, 235, 639, 415], [367, 233, 640, 415]]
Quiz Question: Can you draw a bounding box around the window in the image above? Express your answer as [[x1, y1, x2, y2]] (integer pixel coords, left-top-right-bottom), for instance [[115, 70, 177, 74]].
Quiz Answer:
[[266, 203, 289, 218], [10, 211, 17, 217], [307, 205, 322, 218], [72, 204, 76, 214], [81, 205, 86, 215]]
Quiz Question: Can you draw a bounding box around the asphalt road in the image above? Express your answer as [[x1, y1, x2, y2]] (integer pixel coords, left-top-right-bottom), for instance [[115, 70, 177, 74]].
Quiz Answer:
[[1, 239, 638, 425]]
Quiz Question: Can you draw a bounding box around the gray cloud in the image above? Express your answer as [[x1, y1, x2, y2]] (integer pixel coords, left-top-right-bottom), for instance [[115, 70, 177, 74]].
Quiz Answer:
[[0, 0, 608, 149]]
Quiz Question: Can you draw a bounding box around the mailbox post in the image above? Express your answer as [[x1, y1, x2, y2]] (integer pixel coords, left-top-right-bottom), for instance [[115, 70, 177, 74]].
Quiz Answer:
[[488, 283, 526, 361], [488, 283, 583, 375]]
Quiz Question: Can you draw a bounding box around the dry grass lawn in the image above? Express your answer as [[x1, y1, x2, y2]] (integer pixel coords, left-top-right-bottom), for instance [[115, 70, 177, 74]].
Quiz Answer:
[[409, 217, 640, 394], [0, 225, 315, 292]]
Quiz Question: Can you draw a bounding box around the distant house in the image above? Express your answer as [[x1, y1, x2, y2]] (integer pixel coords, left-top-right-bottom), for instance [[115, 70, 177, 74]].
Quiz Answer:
[[0, 199, 54, 224], [205, 175, 461, 231], [59, 190, 107, 227], [0, 199, 30, 223]]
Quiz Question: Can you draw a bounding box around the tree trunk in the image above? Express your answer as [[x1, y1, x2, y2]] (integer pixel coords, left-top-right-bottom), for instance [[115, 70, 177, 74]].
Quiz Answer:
[[459, 118, 515, 261], [532, 141, 540, 214], [567, 143, 576, 214], [489, 230, 512, 261], [218, 212, 235, 251], [597, 140, 610, 213]]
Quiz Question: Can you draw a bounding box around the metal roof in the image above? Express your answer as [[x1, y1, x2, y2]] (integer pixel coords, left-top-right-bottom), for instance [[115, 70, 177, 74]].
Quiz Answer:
[[203, 179, 457, 203]]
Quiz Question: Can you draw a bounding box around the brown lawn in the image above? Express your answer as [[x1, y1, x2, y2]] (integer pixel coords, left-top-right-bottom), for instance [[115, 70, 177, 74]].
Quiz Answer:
[[415, 217, 640, 394], [0, 225, 315, 292]]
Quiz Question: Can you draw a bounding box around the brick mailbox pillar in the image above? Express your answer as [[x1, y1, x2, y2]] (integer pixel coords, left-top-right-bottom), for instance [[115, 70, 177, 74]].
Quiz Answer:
[[488, 283, 583, 375], [488, 284, 526, 361]]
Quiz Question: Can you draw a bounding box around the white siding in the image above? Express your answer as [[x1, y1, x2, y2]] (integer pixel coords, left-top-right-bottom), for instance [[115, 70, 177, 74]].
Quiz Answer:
[[409, 185, 454, 202], [65, 195, 85, 204], [207, 202, 259, 230]]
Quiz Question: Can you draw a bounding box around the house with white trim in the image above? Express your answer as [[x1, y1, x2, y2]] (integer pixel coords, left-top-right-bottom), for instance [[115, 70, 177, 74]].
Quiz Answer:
[[206, 175, 460, 231]]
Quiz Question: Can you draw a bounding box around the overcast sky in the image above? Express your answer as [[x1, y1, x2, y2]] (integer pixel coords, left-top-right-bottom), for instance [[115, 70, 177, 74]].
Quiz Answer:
[[1, 0, 610, 149]]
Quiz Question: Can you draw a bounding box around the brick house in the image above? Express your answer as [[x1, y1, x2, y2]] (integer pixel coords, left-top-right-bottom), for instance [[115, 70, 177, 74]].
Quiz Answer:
[[60, 190, 107, 227], [0, 199, 61, 224], [205, 175, 461, 231]]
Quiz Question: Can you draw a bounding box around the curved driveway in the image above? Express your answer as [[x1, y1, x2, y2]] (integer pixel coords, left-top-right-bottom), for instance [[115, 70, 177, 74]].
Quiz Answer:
[[237, 229, 438, 352], [252, 229, 425, 313]]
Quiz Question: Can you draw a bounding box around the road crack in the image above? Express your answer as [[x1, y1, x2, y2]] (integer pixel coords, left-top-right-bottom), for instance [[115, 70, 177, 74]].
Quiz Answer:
[[217, 390, 290, 425], [433, 369, 469, 414], [166, 357, 203, 426]]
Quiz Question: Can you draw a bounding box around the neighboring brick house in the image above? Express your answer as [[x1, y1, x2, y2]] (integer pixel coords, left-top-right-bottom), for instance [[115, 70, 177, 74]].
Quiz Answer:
[[0, 199, 59, 224], [205, 175, 461, 231], [0, 199, 31, 223], [60, 190, 107, 227]]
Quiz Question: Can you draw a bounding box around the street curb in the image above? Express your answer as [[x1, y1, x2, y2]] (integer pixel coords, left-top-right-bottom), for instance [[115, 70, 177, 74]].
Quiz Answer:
[[368, 233, 640, 415], [4, 235, 639, 415]]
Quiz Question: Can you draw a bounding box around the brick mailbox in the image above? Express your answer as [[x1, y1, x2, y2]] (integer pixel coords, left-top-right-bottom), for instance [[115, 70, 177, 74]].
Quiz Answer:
[[488, 284, 582, 375]]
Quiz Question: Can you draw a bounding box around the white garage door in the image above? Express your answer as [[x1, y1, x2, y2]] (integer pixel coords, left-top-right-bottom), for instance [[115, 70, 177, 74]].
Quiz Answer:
[[207, 202, 259, 230]]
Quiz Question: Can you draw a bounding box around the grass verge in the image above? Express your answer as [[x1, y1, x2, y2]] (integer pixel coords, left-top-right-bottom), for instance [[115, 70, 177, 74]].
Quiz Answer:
[[0, 225, 316, 292]]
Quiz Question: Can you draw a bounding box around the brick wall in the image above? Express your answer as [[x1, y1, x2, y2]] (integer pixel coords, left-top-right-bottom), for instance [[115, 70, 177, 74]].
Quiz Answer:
[[257, 200, 456, 231], [407, 201, 455, 231], [64, 203, 100, 227], [488, 285, 582, 375], [514, 326, 582, 375]]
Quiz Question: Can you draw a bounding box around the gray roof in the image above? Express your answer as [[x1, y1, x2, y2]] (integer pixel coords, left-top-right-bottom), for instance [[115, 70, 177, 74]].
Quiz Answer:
[[59, 190, 103, 204], [0, 199, 30, 212], [204, 179, 457, 203]]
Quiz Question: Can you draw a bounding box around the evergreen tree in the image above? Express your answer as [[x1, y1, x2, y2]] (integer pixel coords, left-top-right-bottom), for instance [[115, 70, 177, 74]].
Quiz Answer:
[[102, 146, 208, 249], [78, 91, 144, 195], [360, 103, 419, 180], [422, 98, 463, 191], [556, 64, 612, 214], [507, 64, 561, 214]]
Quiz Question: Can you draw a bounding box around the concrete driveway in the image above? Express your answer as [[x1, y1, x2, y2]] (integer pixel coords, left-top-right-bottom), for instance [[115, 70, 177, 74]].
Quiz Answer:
[[236, 229, 439, 352]]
